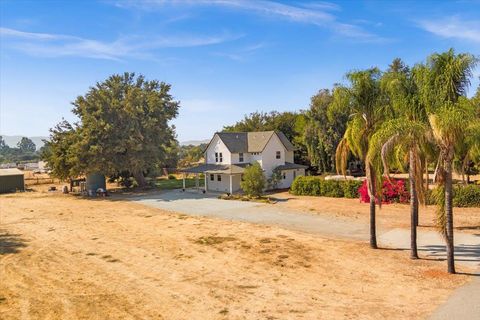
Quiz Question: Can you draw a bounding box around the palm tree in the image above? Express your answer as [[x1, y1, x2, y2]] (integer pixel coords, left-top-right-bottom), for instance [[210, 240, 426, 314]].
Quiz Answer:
[[334, 68, 388, 249], [367, 59, 430, 259], [415, 49, 477, 274]]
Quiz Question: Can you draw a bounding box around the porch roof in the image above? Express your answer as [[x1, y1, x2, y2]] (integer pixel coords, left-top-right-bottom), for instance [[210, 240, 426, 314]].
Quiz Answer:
[[181, 163, 248, 174], [275, 162, 308, 171]]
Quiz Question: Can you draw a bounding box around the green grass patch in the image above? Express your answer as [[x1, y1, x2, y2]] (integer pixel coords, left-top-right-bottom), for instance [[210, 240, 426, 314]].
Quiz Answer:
[[155, 177, 198, 190]]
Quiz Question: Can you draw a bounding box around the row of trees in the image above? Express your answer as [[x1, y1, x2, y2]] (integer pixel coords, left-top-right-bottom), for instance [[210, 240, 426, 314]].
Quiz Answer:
[[0, 136, 40, 163], [329, 50, 479, 274], [223, 49, 479, 274]]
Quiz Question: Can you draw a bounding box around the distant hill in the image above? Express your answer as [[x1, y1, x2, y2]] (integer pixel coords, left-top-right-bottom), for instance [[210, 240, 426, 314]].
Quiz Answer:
[[1, 135, 48, 150], [180, 139, 210, 146], [2, 136, 209, 149]]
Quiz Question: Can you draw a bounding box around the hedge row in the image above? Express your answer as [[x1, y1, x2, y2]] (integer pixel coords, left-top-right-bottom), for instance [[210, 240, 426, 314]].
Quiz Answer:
[[426, 185, 480, 207], [292, 176, 480, 207], [290, 176, 362, 198]]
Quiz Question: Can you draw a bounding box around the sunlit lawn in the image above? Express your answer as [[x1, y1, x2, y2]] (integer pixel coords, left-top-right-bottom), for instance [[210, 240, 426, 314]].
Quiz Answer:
[[155, 177, 198, 189]]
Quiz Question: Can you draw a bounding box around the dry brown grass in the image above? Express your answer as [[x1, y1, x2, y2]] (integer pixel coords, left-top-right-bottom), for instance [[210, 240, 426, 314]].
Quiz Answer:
[[0, 192, 473, 319]]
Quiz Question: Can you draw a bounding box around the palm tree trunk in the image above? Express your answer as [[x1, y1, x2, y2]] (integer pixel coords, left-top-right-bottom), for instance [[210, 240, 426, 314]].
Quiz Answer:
[[409, 150, 419, 259], [366, 164, 377, 249], [369, 196, 377, 248], [425, 161, 429, 194], [444, 158, 455, 274]]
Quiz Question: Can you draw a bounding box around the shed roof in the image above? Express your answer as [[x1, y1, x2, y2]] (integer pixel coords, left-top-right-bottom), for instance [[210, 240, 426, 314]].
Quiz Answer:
[[0, 168, 24, 176], [213, 131, 296, 153]]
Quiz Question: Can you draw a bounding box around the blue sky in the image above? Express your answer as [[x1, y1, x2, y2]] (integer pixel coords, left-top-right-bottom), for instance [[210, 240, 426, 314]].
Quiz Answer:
[[1, 0, 479, 142]]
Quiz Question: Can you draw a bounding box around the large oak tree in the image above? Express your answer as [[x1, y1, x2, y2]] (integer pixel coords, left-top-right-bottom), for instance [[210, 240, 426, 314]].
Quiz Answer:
[[44, 73, 179, 187]]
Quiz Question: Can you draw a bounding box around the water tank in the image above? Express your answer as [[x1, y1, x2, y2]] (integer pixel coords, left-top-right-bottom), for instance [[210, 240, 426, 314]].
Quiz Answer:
[[86, 172, 106, 193]]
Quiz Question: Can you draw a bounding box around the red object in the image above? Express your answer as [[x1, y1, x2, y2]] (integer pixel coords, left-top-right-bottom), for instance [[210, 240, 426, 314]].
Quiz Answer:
[[358, 178, 409, 204]]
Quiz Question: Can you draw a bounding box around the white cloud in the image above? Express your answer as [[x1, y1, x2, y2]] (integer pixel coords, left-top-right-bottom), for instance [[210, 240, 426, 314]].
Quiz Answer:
[[418, 17, 480, 43], [116, 0, 385, 42], [0, 27, 241, 60]]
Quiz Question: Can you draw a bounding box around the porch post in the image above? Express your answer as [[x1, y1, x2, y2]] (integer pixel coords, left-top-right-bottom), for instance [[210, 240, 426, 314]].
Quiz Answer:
[[204, 172, 207, 192], [182, 173, 186, 190], [229, 175, 233, 195]]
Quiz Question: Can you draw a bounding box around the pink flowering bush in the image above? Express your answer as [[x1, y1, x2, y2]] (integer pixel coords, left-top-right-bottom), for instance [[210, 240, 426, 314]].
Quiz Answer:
[[359, 178, 409, 204]]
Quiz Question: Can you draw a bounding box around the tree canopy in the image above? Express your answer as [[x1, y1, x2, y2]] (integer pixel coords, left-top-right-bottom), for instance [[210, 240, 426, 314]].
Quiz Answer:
[[43, 73, 180, 186]]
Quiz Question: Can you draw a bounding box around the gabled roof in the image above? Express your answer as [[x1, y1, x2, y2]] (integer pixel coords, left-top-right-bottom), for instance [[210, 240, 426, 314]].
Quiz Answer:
[[209, 131, 296, 153]]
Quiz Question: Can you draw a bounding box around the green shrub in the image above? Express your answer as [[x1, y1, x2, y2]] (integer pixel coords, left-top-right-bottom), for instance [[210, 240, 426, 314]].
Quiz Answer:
[[425, 185, 479, 207], [290, 176, 362, 198], [168, 174, 176, 180], [343, 180, 364, 198], [321, 180, 344, 197], [453, 185, 480, 207], [240, 162, 266, 197]]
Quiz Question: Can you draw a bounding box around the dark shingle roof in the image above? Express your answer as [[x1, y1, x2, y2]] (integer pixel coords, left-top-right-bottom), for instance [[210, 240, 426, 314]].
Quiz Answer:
[[181, 163, 247, 174], [274, 162, 308, 171], [214, 131, 296, 153], [216, 132, 248, 153]]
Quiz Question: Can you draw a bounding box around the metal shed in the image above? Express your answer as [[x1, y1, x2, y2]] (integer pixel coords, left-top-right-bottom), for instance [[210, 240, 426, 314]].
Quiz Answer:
[[0, 168, 25, 193]]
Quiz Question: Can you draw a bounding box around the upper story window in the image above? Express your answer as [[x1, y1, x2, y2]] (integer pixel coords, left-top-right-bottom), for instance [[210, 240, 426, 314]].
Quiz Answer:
[[215, 152, 223, 163], [239, 153, 244, 162], [252, 152, 260, 155], [276, 151, 281, 159]]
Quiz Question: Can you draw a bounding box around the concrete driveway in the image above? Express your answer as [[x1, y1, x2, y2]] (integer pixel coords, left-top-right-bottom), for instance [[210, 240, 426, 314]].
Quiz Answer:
[[128, 189, 369, 240], [128, 189, 479, 319], [127, 190, 479, 268]]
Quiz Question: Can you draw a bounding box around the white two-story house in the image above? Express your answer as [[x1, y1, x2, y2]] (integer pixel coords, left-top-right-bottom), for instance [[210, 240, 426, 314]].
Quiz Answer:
[[182, 131, 307, 193]]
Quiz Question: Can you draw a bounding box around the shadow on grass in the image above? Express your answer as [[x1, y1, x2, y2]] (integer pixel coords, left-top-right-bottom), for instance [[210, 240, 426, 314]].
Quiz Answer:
[[0, 231, 27, 255]]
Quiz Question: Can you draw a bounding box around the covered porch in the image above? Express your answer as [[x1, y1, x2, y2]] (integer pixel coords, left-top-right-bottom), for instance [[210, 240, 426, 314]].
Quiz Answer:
[[180, 163, 248, 195]]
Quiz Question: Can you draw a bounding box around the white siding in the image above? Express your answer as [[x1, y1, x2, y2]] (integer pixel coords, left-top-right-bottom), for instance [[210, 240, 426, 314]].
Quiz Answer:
[[206, 173, 241, 193], [277, 168, 305, 189], [231, 152, 251, 164], [285, 150, 294, 163], [205, 134, 232, 164], [261, 134, 287, 178]]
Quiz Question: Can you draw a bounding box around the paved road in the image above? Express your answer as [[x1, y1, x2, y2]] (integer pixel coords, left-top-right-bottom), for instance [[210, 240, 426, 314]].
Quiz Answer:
[[127, 190, 480, 319]]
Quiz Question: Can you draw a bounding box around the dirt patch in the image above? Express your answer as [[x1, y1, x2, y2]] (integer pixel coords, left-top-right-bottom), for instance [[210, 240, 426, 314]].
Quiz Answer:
[[0, 192, 472, 319]]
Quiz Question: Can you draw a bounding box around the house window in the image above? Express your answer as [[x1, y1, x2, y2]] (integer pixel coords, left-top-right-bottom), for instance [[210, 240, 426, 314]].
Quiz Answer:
[[252, 152, 260, 155], [217, 174, 222, 181], [282, 172, 286, 179], [219, 152, 223, 162], [276, 151, 281, 159], [215, 152, 218, 162], [239, 153, 244, 162], [210, 174, 214, 181]]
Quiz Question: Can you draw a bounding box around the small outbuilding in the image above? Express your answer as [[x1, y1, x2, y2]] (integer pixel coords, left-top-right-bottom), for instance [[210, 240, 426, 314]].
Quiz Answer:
[[0, 168, 25, 193], [85, 172, 106, 195]]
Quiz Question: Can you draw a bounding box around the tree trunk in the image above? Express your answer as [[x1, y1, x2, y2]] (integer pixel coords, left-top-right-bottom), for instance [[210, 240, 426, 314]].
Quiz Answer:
[[409, 150, 419, 259], [369, 196, 377, 249], [133, 170, 148, 188], [444, 158, 455, 274], [425, 161, 429, 193], [366, 164, 377, 249]]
